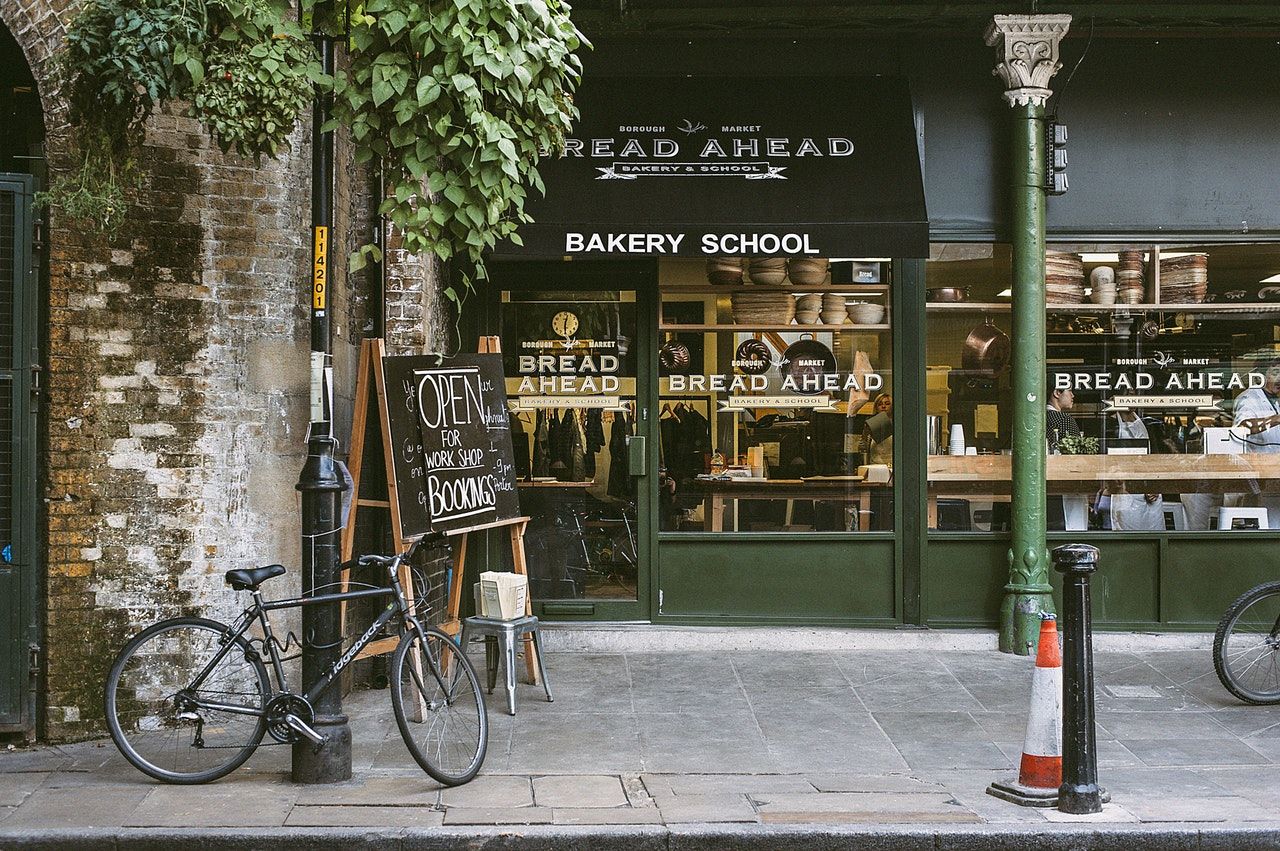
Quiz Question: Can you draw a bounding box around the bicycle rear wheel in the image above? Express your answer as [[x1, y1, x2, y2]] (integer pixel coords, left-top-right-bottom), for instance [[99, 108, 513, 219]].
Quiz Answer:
[[105, 617, 269, 783], [1214, 581, 1280, 705], [391, 626, 488, 786]]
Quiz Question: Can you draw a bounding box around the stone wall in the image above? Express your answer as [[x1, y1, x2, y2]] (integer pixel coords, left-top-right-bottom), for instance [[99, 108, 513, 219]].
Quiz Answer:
[[3, 0, 379, 740]]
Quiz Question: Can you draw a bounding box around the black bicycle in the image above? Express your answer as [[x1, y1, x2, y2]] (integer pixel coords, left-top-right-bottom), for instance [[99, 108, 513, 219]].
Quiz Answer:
[[104, 542, 488, 785], [1213, 580, 1280, 704]]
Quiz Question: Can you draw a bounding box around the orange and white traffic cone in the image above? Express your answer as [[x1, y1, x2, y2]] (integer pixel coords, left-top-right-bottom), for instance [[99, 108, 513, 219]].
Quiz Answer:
[[987, 614, 1062, 807]]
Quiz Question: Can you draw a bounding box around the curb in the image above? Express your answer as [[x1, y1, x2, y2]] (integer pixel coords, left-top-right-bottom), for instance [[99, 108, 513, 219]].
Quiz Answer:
[[537, 624, 1216, 653], [4, 823, 1280, 850]]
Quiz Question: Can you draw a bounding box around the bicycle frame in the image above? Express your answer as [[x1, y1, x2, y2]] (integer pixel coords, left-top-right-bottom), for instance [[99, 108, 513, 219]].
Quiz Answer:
[[182, 557, 436, 720]]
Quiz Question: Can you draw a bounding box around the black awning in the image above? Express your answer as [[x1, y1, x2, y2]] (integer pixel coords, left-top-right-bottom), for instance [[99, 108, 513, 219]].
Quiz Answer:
[[500, 75, 928, 259]]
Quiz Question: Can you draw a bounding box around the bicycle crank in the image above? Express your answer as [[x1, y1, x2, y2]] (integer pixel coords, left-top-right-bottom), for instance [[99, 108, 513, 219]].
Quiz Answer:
[[265, 694, 323, 746]]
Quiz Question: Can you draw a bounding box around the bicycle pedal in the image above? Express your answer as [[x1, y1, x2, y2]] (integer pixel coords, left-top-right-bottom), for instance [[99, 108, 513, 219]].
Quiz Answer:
[[284, 713, 326, 747], [176, 711, 201, 723]]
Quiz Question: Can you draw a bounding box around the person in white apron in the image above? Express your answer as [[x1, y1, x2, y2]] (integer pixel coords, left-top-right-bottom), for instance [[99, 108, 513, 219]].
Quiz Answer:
[[1108, 412, 1165, 531], [1232, 360, 1280, 528]]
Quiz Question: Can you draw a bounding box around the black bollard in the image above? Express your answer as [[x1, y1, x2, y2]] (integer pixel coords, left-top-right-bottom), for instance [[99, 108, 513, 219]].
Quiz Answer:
[[1052, 543, 1107, 814]]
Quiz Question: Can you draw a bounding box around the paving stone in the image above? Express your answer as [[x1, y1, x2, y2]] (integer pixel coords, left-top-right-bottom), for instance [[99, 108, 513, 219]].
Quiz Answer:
[[1125, 795, 1276, 822], [645, 773, 816, 797], [443, 807, 554, 825], [552, 807, 664, 824], [1097, 710, 1233, 740], [295, 775, 440, 806], [1102, 767, 1235, 798], [125, 784, 297, 827], [621, 773, 656, 807], [439, 774, 532, 808], [1123, 738, 1270, 767], [2, 786, 151, 829], [533, 774, 628, 807], [1041, 802, 1139, 823], [760, 810, 982, 824], [285, 805, 444, 827], [752, 791, 974, 817], [804, 774, 945, 794], [892, 741, 1012, 771], [656, 793, 758, 824], [0, 772, 48, 807]]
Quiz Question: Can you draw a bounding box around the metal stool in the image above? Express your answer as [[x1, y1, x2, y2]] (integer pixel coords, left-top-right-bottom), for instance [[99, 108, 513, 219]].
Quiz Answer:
[[458, 615, 553, 715]]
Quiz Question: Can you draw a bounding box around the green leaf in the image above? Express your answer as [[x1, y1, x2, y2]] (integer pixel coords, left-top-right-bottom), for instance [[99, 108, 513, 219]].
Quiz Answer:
[[184, 57, 203, 88], [415, 77, 441, 106]]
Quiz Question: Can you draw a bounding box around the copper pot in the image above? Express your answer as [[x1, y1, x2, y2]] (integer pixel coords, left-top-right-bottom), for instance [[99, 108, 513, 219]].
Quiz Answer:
[[961, 319, 1010, 375]]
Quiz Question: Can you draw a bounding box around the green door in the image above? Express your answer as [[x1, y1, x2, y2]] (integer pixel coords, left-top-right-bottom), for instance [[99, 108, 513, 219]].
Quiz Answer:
[[0, 174, 37, 732], [486, 259, 656, 621]]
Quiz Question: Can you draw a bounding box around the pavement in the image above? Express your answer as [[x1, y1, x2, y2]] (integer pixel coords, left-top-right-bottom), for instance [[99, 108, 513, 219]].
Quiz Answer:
[[3, 642, 1280, 848]]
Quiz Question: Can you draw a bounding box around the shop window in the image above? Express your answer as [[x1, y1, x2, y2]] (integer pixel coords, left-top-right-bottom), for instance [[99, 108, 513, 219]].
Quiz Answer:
[[926, 242, 1280, 533], [499, 289, 640, 601], [659, 258, 894, 534]]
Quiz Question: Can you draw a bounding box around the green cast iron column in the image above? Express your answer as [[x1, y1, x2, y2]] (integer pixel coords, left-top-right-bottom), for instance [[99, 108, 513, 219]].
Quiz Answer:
[[985, 14, 1071, 654], [1000, 100, 1054, 653]]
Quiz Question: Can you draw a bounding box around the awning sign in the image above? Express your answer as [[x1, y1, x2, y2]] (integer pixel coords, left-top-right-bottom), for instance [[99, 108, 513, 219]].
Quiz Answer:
[[502, 76, 928, 258]]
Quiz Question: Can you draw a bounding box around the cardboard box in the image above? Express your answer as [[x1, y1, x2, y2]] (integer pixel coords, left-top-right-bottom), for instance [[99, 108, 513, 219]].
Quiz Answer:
[[479, 571, 528, 619]]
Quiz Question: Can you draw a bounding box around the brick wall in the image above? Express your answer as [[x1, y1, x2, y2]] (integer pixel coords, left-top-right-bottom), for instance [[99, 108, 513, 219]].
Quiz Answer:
[[3, 1, 381, 740]]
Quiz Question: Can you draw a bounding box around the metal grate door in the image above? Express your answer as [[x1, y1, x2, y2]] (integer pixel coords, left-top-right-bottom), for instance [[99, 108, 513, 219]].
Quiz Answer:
[[0, 174, 36, 731]]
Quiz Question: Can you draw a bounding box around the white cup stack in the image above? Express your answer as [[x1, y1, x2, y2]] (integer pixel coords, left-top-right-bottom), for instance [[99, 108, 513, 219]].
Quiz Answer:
[[949, 423, 966, 456]]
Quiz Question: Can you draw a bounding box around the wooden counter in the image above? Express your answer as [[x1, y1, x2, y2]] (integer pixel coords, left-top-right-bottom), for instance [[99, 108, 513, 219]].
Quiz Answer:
[[928, 453, 1280, 494], [695, 477, 890, 532]]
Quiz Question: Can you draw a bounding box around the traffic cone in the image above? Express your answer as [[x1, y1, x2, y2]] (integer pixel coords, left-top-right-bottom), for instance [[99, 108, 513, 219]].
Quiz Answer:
[[987, 615, 1062, 807]]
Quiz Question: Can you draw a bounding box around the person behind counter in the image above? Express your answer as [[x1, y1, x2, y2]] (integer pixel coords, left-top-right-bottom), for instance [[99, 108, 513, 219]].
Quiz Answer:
[[863, 392, 893, 466], [1046, 387, 1082, 452], [1232, 358, 1280, 528]]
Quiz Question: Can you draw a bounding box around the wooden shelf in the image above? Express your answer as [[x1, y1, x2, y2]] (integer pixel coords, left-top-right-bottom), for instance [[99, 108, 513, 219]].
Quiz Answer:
[[926, 302, 1280, 314], [662, 284, 888, 295], [658, 323, 891, 332]]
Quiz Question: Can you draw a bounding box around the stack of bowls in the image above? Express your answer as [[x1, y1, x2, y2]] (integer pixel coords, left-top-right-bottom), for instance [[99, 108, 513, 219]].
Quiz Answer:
[[848, 300, 887, 325], [1089, 266, 1116, 306], [821, 293, 848, 325], [747, 257, 788, 286], [1117, 250, 1145, 304], [1045, 250, 1085, 304], [731, 291, 795, 326], [787, 257, 829, 286], [795, 293, 823, 325], [1159, 253, 1208, 304], [706, 257, 743, 285]]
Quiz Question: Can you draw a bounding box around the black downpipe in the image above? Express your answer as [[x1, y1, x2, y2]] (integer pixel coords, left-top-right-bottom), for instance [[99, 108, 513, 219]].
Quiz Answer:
[[293, 6, 351, 784]]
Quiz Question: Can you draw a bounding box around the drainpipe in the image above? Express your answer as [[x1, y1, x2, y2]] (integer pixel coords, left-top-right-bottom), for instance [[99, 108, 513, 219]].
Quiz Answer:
[[985, 14, 1072, 655], [294, 3, 351, 782]]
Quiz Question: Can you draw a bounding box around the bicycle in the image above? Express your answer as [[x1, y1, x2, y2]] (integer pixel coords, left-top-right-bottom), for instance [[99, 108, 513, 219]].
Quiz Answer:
[[104, 541, 488, 785], [1213, 580, 1280, 704]]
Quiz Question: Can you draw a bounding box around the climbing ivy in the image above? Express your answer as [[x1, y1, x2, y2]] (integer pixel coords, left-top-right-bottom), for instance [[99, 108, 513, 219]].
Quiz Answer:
[[42, 0, 320, 232], [332, 0, 587, 305]]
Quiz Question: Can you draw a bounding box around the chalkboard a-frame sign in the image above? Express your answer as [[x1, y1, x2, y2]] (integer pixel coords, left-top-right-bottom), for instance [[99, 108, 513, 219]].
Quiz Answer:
[[380, 354, 520, 539]]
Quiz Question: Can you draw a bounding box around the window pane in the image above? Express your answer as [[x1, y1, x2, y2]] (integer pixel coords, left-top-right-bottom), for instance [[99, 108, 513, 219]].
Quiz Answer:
[[926, 242, 1280, 533], [660, 258, 894, 534], [500, 289, 639, 600]]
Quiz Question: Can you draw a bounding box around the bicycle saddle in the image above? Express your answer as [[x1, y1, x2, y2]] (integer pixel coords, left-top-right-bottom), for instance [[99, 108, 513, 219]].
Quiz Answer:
[[224, 564, 286, 591]]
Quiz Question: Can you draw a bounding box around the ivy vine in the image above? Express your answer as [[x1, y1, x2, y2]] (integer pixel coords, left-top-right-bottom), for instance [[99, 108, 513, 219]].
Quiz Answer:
[[333, 0, 588, 306], [41, 0, 321, 233]]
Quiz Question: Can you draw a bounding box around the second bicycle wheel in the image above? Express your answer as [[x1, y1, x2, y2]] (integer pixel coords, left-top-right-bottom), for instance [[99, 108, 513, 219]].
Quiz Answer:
[[391, 626, 488, 786], [1214, 581, 1280, 704], [105, 616, 269, 783]]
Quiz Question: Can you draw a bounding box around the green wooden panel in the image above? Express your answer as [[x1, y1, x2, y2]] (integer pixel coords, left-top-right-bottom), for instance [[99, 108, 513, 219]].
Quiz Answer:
[[656, 536, 896, 623], [923, 539, 1006, 627], [1161, 537, 1280, 626], [925, 535, 1160, 628], [1045, 537, 1160, 626]]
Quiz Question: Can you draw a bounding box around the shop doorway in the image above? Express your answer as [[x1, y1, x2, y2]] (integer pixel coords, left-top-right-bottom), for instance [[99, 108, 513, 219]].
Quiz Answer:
[[1, 22, 43, 733], [485, 260, 656, 621]]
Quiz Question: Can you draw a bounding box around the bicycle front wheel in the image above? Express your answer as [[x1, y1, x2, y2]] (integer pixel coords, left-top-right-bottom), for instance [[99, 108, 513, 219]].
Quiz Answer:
[[105, 617, 269, 783], [391, 626, 488, 786], [1214, 581, 1280, 705]]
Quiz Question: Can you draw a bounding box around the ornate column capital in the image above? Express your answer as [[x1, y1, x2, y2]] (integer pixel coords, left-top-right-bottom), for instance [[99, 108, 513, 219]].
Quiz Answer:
[[984, 14, 1072, 108]]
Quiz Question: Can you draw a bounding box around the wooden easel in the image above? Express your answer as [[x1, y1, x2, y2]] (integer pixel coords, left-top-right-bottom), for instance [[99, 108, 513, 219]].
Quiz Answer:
[[340, 337, 539, 685]]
